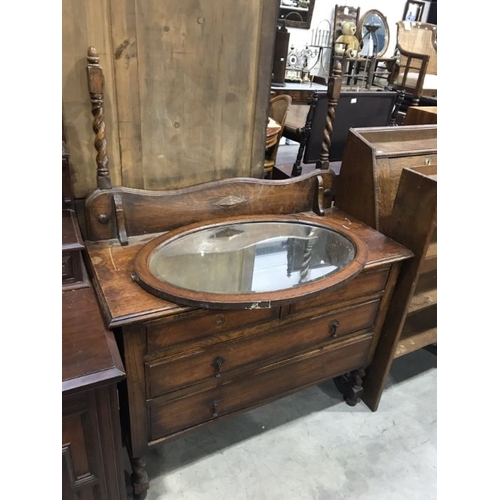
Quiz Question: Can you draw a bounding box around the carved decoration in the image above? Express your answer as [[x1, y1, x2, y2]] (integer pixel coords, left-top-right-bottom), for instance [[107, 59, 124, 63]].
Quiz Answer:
[[86, 46, 111, 189], [212, 195, 249, 208], [317, 60, 343, 170]]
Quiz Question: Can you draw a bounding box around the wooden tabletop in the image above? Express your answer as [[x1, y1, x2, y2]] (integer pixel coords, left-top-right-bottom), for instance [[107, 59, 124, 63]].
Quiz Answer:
[[403, 106, 437, 126], [62, 287, 125, 394], [85, 208, 413, 329], [271, 81, 327, 92]]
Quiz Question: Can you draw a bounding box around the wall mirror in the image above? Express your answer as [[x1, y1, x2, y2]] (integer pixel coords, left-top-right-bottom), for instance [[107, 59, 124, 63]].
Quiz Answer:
[[278, 0, 316, 29], [358, 9, 390, 57]]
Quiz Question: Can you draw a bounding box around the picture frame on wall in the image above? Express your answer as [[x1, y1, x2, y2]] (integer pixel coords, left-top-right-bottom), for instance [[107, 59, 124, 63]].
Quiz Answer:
[[402, 1, 425, 22]]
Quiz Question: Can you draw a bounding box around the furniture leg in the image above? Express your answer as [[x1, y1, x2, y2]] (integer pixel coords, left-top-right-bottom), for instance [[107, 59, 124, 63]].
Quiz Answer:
[[334, 368, 366, 406], [389, 90, 405, 126], [131, 457, 149, 500]]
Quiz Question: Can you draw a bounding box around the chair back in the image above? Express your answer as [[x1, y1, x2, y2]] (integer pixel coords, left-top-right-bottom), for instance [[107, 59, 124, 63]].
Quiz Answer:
[[396, 21, 437, 77], [391, 21, 437, 105], [265, 94, 292, 175]]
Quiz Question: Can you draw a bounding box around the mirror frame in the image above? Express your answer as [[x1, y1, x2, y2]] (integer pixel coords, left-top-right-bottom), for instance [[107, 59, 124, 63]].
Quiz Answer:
[[133, 213, 368, 310], [278, 0, 316, 30], [358, 9, 390, 58]]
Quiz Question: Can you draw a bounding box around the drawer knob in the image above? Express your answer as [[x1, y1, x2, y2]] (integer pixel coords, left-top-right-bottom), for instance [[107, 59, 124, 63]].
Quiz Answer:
[[211, 356, 226, 378], [211, 399, 221, 418], [329, 320, 340, 338]]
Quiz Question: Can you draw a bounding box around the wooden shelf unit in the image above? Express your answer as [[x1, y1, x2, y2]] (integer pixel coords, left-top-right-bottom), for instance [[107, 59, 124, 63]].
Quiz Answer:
[[365, 164, 437, 409], [334, 125, 437, 411]]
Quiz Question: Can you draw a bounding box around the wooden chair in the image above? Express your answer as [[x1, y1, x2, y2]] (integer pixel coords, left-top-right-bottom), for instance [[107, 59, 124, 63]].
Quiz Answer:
[[388, 21, 437, 106], [284, 60, 402, 177], [264, 94, 292, 178]]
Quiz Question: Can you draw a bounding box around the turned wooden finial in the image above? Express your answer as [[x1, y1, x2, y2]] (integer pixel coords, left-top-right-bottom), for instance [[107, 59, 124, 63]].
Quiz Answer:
[[316, 59, 342, 171], [87, 46, 111, 189]]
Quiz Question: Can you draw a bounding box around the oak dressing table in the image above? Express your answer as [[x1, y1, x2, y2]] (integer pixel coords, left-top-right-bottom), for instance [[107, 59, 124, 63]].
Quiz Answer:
[[83, 171, 412, 499], [82, 52, 413, 498]]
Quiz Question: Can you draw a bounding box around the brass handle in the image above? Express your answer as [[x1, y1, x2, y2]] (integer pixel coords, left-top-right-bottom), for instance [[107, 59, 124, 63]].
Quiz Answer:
[[211, 356, 225, 378], [211, 399, 221, 418], [329, 320, 340, 339]]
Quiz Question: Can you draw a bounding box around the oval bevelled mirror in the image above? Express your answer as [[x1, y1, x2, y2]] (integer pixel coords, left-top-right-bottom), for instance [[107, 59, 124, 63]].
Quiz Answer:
[[133, 214, 368, 309], [358, 9, 390, 58]]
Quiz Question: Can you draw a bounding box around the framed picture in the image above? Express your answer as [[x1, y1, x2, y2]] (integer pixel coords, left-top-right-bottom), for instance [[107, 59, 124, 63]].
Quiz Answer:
[[402, 1, 425, 22]]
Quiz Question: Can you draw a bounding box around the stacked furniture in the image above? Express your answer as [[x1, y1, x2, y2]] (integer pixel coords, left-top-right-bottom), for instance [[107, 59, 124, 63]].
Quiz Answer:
[[334, 124, 437, 410], [62, 288, 127, 500], [62, 138, 127, 500]]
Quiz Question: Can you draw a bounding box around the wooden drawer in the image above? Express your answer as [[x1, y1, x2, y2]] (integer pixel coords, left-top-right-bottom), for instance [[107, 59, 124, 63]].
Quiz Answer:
[[146, 299, 380, 398], [146, 307, 279, 355], [62, 250, 84, 285], [387, 153, 437, 170], [289, 266, 389, 315], [149, 334, 373, 440]]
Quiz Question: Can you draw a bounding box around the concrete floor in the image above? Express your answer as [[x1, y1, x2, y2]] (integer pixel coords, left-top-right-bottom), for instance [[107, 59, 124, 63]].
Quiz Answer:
[[127, 348, 437, 500]]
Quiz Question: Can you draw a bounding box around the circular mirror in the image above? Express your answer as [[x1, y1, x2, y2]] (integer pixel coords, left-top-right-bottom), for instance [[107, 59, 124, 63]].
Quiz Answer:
[[133, 214, 368, 309], [358, 9, 389, 58]]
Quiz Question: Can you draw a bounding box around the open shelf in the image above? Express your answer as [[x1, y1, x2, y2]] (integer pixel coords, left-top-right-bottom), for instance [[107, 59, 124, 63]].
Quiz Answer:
[[395, 303, 437, 358]]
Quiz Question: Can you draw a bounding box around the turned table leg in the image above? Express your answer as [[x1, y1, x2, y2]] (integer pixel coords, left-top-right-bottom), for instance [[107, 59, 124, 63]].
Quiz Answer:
[[334, 368, 366, 406], [131, 458, 149, 499]]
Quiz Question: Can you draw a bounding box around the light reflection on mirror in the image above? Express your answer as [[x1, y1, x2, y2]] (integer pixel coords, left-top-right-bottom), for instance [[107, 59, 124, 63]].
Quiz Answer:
[[148, 221, 356, 294], [359, 9, 389, 57]]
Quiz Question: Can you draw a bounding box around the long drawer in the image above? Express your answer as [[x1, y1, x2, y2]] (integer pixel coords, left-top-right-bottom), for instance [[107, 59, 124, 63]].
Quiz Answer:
[[146, 307, 279, 355], [146, 299, 380, 398], [149, 334, 373, 440], [289, 266, 389, 315]]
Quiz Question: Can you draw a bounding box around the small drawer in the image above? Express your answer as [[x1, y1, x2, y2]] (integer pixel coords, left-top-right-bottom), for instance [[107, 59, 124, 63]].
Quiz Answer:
[[388, 153, 437, 170], [290, 267, 389, 315], [149, 334, 373, 440], [146, 299, 380, 398], [146, 307, 279, 355], [62, 250, 84, 284]]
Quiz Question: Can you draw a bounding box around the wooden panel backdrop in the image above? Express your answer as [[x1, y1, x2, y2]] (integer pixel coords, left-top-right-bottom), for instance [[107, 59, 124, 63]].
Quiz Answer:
[[62, 0, 279, 198]]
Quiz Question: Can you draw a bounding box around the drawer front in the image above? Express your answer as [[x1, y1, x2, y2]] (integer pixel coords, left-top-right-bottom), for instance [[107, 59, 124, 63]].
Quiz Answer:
[[146, 307, 279, 354], [149, 334, 373, 440], [388, 153, 437, 169], [146, 299, 380, 398], [62, 251, 83, 284], [290, 267, 389, 315]]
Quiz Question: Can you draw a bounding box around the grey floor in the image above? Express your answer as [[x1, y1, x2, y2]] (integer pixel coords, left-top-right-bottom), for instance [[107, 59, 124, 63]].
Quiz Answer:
[[127, 348, 437, 500]]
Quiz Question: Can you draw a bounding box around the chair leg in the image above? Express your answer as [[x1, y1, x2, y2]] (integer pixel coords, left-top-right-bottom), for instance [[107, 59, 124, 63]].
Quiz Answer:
[[291, 135, 306, 177], [389, 90, 405, 126]]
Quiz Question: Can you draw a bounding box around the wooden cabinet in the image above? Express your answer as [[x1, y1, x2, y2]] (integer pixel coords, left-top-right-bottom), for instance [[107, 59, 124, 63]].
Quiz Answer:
[[62, 287, 127, 500], [83, 173, 412, 499], [403, 106, 438, 125], [334, 126, 437, 411], [362, 165, 437, 410], [79, 171, 413, 498], [334, 125, 437, 234]]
